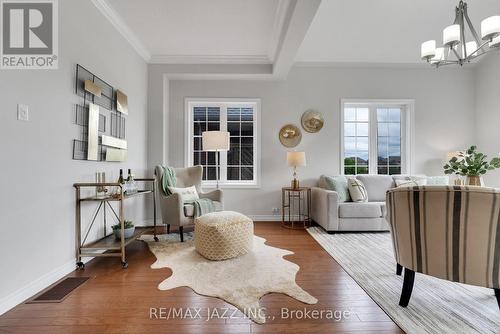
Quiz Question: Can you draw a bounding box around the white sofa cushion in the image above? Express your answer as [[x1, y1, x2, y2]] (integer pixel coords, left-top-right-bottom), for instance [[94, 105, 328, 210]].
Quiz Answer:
[[339, 202, 385, 218], [356, 175, 394, 202]]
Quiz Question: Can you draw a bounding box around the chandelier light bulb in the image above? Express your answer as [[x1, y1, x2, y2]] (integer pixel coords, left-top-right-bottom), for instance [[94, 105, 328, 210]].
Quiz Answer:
[[421, 40, 436, 60], [443, 24, 461, 46], [430, 47, 445, 64], [481, 15, 500, 40], [490, 35, 500, 47]]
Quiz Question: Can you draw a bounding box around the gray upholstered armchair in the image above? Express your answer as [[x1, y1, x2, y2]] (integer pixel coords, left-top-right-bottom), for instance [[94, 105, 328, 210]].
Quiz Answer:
[[154, 165, 223, 241], [386, 185, 500, 309]]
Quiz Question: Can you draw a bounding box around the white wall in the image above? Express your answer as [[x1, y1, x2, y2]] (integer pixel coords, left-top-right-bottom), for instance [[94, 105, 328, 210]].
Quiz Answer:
[[475, 54, 500, 187], [168, 65, 476, 218], [0, 0, 148, 313]]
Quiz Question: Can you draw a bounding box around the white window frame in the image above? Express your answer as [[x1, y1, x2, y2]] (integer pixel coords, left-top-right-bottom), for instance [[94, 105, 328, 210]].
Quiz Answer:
[[185, 98, 261, 188], [340, 99, 415, 175]]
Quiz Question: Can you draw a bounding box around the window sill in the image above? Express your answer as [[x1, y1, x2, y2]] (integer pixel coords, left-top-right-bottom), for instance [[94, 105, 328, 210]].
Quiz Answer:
[[202, 182, 261, 190]]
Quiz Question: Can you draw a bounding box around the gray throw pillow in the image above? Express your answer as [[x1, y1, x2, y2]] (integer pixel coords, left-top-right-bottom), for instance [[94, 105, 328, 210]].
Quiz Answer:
[[324, 176, 351, 202]]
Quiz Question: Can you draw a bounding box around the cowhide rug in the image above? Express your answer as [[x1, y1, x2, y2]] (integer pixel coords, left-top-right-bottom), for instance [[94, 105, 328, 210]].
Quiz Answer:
[[140, 233, 317, 323]]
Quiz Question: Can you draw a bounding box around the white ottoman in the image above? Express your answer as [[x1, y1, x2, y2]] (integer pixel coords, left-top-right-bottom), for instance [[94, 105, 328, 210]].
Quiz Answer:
[[195, 211, 253, 261]]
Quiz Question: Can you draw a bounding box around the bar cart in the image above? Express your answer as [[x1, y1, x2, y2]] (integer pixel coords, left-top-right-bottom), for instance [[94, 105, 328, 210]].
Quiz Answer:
[[73, 178, 157, 269]]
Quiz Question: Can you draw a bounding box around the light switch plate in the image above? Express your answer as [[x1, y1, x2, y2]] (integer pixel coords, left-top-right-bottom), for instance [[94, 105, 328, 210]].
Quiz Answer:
[[17, 104, 29, 121]]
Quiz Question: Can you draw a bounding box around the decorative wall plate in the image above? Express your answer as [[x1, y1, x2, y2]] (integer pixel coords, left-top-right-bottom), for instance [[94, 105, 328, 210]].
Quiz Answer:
[[301, 109, 324, 133], [279, 124, 302, 148]]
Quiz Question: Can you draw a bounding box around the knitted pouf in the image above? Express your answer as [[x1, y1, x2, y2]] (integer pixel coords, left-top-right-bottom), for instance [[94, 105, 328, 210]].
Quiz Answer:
[[195, 211, 254, 261]]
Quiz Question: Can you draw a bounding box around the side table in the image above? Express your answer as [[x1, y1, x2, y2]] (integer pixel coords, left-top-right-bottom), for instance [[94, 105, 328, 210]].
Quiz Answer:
[[282, 187, 311, 229]]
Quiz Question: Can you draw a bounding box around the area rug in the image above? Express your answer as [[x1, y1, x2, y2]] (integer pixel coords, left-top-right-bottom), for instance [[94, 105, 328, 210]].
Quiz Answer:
[[140, 233, 317, 324], [307, 227, 500, 334]]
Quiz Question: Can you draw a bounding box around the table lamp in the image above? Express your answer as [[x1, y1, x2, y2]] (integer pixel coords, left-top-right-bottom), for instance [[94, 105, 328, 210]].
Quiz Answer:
[[202, 131, 230, 188], [287, 151, 306, 189]]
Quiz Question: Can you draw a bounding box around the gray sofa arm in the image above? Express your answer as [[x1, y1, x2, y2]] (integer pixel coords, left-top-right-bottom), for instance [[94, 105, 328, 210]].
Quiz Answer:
[[311, 187, 340, 232]]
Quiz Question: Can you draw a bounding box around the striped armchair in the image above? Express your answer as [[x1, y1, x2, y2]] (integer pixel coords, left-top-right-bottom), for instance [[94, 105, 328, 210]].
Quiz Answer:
[[386, 186, 500, 309]]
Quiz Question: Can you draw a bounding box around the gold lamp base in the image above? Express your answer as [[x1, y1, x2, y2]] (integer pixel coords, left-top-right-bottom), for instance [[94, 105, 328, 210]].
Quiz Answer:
[[291, 178, 300, 189]]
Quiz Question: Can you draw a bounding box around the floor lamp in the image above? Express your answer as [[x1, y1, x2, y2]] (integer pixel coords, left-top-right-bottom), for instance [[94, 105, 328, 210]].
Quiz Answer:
[[202, 131, 230, 189]]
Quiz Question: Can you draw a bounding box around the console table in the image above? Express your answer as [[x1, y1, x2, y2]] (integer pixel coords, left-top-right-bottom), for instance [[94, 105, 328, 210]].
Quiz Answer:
[[73, 178, 157, 269]]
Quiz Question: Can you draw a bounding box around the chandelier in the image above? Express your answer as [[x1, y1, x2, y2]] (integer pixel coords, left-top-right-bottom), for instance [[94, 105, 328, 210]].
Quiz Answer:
[[420, 1, 500, 67]]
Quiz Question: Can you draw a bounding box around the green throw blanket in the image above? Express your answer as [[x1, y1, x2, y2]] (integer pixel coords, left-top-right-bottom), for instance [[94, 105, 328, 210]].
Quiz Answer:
[[161, 166, 215, 218], [161, 166, 177, 195], [186, 198, 215, 218]]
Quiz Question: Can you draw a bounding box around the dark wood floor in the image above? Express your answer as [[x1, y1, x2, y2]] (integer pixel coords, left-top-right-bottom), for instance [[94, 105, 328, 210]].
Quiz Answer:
[[0, 222, 403, 333]]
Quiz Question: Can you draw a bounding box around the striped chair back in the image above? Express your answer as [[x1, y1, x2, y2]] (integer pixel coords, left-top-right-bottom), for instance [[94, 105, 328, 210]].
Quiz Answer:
[[386, 186, 500, 289]]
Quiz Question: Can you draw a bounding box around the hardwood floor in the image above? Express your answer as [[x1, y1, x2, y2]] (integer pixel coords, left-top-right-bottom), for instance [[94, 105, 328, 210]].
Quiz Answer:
[[0, 222, 403, 333]]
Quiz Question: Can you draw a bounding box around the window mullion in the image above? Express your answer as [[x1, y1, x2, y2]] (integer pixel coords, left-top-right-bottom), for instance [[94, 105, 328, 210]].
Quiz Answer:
[[219, 104, 228, 184], [369, 106, 378, 174]]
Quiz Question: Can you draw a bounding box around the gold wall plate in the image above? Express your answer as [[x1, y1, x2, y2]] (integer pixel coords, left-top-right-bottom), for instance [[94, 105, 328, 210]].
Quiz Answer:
[[116, 90, 128, 115], [301, 109, 324, 133], [84, 80, 102, 97], [279, 124, 302, 148]]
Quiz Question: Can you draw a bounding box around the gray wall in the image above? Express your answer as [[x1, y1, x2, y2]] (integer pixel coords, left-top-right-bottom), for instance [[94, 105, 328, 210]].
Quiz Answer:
[[475, 54, 500, 187], [169, 66, 476, 218], [0, 0, 148, 310]]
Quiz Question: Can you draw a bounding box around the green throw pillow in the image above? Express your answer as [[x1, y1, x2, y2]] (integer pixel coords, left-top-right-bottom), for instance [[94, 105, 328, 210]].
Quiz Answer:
[[324, 176, 351, 202]]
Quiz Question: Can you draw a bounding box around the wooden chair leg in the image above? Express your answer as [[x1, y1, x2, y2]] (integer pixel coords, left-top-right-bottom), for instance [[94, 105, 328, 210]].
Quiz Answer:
[[179, 226, 184, 242], [396, 263, 403, 276], [166, 224, 170, 234], [399, 268, 415, 307], [495, 288, 500, 310]]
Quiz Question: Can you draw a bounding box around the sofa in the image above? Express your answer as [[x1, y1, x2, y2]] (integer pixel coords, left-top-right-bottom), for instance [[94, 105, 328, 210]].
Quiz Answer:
[[311, 174, 447, 233]]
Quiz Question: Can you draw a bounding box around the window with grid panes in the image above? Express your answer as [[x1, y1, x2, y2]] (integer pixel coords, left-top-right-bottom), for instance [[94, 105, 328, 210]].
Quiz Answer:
[[342, 101, 411, 175], [187, 100, 260, 187]]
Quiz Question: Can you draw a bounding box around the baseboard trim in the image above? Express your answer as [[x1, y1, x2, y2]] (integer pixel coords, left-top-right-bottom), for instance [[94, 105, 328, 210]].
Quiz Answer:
[[141, 216, 284, 223], [246, 215, 282, 222], [0, 256, 93, 316]]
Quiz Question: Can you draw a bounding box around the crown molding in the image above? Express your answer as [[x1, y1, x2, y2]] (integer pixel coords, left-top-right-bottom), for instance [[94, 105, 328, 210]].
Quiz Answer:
[[91, 0, 151, 62], [267, 0, 292, 62], [149, 54, 272, 65], [292, 61, 479, 69]]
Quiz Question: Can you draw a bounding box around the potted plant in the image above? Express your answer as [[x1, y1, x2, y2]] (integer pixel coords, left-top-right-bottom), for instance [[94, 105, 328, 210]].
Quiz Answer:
[[443, 146, 500, 186], [112, 220, 135, 240]]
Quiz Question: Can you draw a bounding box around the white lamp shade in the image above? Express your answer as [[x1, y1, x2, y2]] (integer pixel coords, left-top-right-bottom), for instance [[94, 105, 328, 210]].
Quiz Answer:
[[481, 15, 500, 40], [465, 41, 478, 57], [421, 40, 436, 59], [287, 151, 306, 167], [443, 24, 461, 46], [202, 131, 229, 151], [430, 47, 445, 64], [490, 34, 500, 47]]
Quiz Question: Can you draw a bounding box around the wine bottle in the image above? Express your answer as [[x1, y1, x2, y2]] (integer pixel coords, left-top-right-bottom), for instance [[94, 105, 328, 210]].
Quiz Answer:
[[118, 169, 124, 184], [127, 169, 132, 182]]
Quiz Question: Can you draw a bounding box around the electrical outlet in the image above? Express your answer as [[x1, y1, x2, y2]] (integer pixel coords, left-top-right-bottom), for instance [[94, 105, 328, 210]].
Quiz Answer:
[[272, 207, 280, 214], [17, 104, 29, 121]]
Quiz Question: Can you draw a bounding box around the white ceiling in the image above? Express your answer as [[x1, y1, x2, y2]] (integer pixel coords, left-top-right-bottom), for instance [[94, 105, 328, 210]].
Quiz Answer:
[[105, 0, 281, 63], [296, 0, 500, 64], [93, 0, 500, 78]]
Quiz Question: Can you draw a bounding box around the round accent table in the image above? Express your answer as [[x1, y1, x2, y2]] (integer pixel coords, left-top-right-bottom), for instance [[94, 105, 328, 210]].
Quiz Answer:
[[281, 187, 311, 229]]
